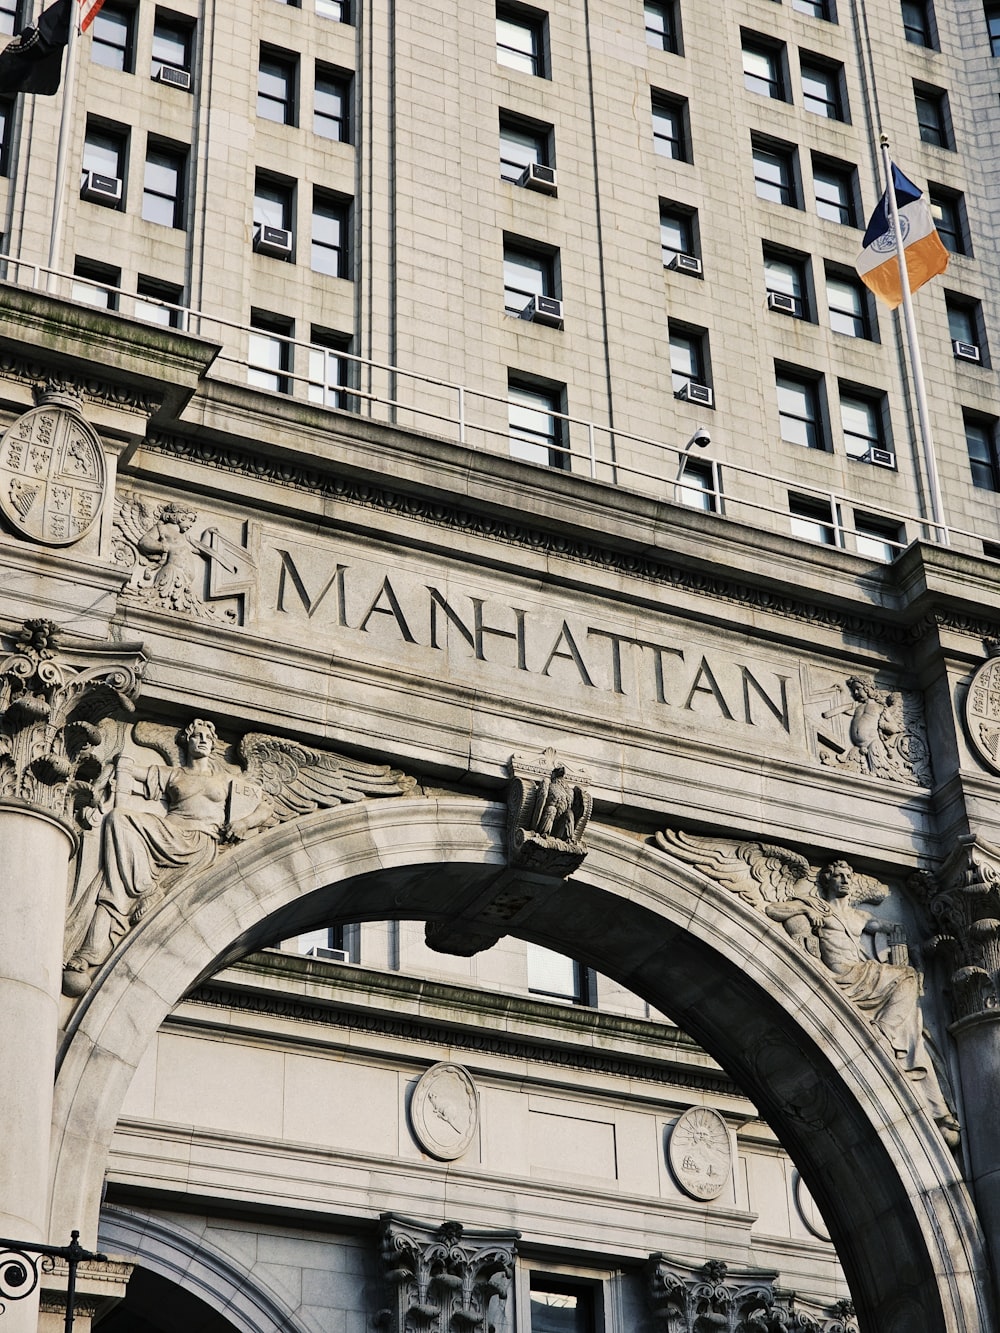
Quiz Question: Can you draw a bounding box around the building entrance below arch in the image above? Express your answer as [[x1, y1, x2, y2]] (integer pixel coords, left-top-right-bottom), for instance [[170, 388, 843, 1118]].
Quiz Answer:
[[51, 798, 990, 1333]]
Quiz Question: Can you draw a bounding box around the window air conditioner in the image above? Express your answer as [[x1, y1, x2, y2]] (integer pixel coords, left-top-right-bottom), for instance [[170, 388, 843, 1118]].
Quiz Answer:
[[953, 339, 982, 363], [767, 291, 799, 316], [518, 162, 557, 194], [667, 252, 703, 277], [253, 224, 293, 258], [868, 448, 896, 468], [522, 294, 564, 328], [80, 170, 123, 204], [152, 63, 192, 90], [305, 946, 350, 963], [675, 381, 714, 407]]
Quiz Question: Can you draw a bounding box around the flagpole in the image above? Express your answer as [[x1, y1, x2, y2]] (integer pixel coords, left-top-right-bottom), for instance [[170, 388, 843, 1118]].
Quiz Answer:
[[878, 135, 948, 546], [45, 0, 79, 292]]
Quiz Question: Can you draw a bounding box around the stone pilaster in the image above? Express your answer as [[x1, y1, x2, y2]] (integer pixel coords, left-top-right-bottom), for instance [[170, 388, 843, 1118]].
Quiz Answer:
[[0, 619, 143, 1331]]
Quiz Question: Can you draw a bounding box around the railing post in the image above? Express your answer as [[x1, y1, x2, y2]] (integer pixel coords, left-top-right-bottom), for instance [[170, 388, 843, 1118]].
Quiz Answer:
[[588, 423, 596, 479], [457, 386, 466, 446]]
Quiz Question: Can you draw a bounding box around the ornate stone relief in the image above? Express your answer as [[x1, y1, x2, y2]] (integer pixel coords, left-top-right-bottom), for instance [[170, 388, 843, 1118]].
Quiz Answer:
[[376, 1215, 518, 1333], [667, 1106, 732, 1201], [923, 835, 1000, 1022], [62, 716, 417, 996], [645, 1256, 858, 1333], [814, 674, 931, 786], [0, 386, 107, 546], [507, 746, 591, 876], [113, 491, 256, 622], [654, 831, 959, 1143], [962, 643, 1000, 775], [409, 1062, 479, 1161], [0, 618, 145, 827]]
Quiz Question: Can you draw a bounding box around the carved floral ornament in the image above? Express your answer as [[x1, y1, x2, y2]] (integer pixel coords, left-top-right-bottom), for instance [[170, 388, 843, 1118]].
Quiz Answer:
[[653, 832, 960, 1144], [646, 1256, 858, 1333]]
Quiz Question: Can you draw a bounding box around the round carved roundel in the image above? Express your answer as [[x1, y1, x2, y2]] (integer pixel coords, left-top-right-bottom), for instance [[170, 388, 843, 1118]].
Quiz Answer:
[[667, 1106, 732, 1201], [965, 656, 1000, 775], [410, 1062, 479, 1161], [0, 405, 106, 546]]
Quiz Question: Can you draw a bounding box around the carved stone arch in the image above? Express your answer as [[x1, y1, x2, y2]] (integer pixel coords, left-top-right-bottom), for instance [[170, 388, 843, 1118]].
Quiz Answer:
[[50, 797, 990, 1333], [98, 1204, 320, 1333]]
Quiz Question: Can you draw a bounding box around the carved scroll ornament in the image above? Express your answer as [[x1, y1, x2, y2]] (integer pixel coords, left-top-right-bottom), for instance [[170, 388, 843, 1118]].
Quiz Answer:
[[376, 1216, 518, 1333], [507, 746, 591, 877], [62, 716, 417, 995], [0, 618, 144, 826], [646, 1256, 858, 1333], [654, 831, 959, 1144]]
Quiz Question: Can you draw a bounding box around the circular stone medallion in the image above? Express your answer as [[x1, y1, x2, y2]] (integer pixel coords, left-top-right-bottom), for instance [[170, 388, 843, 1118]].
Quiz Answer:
[[793, 1171, 831, 1242], [965, 656, 1000, 775], [0, 405, 106, 546], [410, 1062, 479, 1161], [667, 1106, 732, 1201]]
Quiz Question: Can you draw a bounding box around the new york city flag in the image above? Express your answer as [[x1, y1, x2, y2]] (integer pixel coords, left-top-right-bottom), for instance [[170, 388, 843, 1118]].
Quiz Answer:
[[855, 164, 948, 309]]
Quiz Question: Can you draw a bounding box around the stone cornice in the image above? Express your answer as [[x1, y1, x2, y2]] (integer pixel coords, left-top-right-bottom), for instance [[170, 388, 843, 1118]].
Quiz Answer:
[[142, 432, 1000, 647]]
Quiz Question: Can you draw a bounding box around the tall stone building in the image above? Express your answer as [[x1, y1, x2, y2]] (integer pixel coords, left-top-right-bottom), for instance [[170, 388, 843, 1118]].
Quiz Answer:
[[1, 0, 999, 1331]]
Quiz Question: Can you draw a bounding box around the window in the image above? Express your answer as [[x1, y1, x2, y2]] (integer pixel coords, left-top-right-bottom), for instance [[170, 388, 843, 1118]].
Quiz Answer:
[[669, 322, 710, 398], [314, 66, 351, 142], [987, 3, 1000, 55], [529, 1277, 597, 1332], [151, 12, 193, 78], [316, 0, 348, 19], [508, 376, 566, 468], [742, 34, 787, 100], [307, 327, 354, 409], [71, 258, 121, 310], [902, 0, 936, 47], [645, 0, 680, 53], [677, 456, 721, 512], [800, 55, 847, 120], [253, 173, 294, 232], [854, 512, 905, 561], [946, 293, 986, 361], [928, 184, 968, 254], [0, 0, 19, 37], [258, 47, 297, 124], [777, 368, 825, 448], [503, 241, 556, 316], [652, 93, 690, 161], [248, 311, 293, 394], [294, 925, 359, 960], [526, 945, 592, 1005], [965, 413, 1000, 490], [0, 100, 13, 177], [792, 0, 834, 19], [81, 122, 127, 205], [142, 142, 186, 227], [914, 83, 952, 148], [499, 112, 551, 183], [134, 276, 184, 328], [826, 267, 875, 339], [840, 386, 889, 460], [312, 191, 350, 277], [789, 493, 841, 546], [764, 246, 810, 318], [496, 5, 546, 77], [812, 155, 859, 225], [660, 201, 697, 263], [91, 4, 134, 71], [752, 136, 798, 207]]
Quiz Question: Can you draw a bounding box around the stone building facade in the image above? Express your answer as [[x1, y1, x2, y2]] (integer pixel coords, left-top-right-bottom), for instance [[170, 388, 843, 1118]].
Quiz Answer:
[[1, 2, 1000, 1332]]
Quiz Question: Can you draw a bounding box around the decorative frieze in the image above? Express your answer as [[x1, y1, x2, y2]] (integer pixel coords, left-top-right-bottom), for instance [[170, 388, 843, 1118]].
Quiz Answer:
[[377, 1216, 518, 1333], [0, 617, 145, 826]]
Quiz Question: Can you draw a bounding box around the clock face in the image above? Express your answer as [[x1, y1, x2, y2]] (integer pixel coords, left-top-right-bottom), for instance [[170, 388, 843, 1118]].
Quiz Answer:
[[667, 1106, 732, 1201]]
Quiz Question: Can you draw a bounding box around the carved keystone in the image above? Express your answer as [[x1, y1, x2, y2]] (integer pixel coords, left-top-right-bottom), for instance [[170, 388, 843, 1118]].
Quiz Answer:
[[507, 746, 591, 877]]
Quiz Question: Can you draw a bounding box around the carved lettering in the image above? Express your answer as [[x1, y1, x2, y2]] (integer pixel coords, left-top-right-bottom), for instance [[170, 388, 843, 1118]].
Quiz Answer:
[[358, 576, 417, 643], [276, 550, 349, 621], [541, 621, 595, 687], [741, 668, 790, 732], [473, 599, 528, 669], [427, 587, 476, 652], [683, 656, 734, 721]]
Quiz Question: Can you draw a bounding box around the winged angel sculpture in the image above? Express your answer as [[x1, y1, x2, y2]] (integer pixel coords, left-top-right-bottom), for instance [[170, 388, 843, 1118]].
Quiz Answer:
[[62, 717, 416, 995], [654, 831, 959, 1142]]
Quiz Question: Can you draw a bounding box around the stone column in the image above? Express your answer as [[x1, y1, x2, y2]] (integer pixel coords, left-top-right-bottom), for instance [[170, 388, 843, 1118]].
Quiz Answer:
[[927, 837, 1000, 1302], [0, 619, 144, 1331]]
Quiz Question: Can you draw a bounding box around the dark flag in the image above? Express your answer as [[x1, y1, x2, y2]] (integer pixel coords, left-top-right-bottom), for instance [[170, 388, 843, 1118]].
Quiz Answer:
[[0, 0, 72, 96]]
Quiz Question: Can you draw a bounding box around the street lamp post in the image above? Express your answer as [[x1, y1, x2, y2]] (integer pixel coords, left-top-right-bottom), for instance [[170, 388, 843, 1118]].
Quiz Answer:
[[0, 1233, 108, 1333]]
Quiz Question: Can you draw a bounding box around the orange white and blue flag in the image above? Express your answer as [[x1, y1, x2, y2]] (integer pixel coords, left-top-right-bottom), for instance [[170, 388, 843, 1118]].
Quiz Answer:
[[855, 165, 948, 309]]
